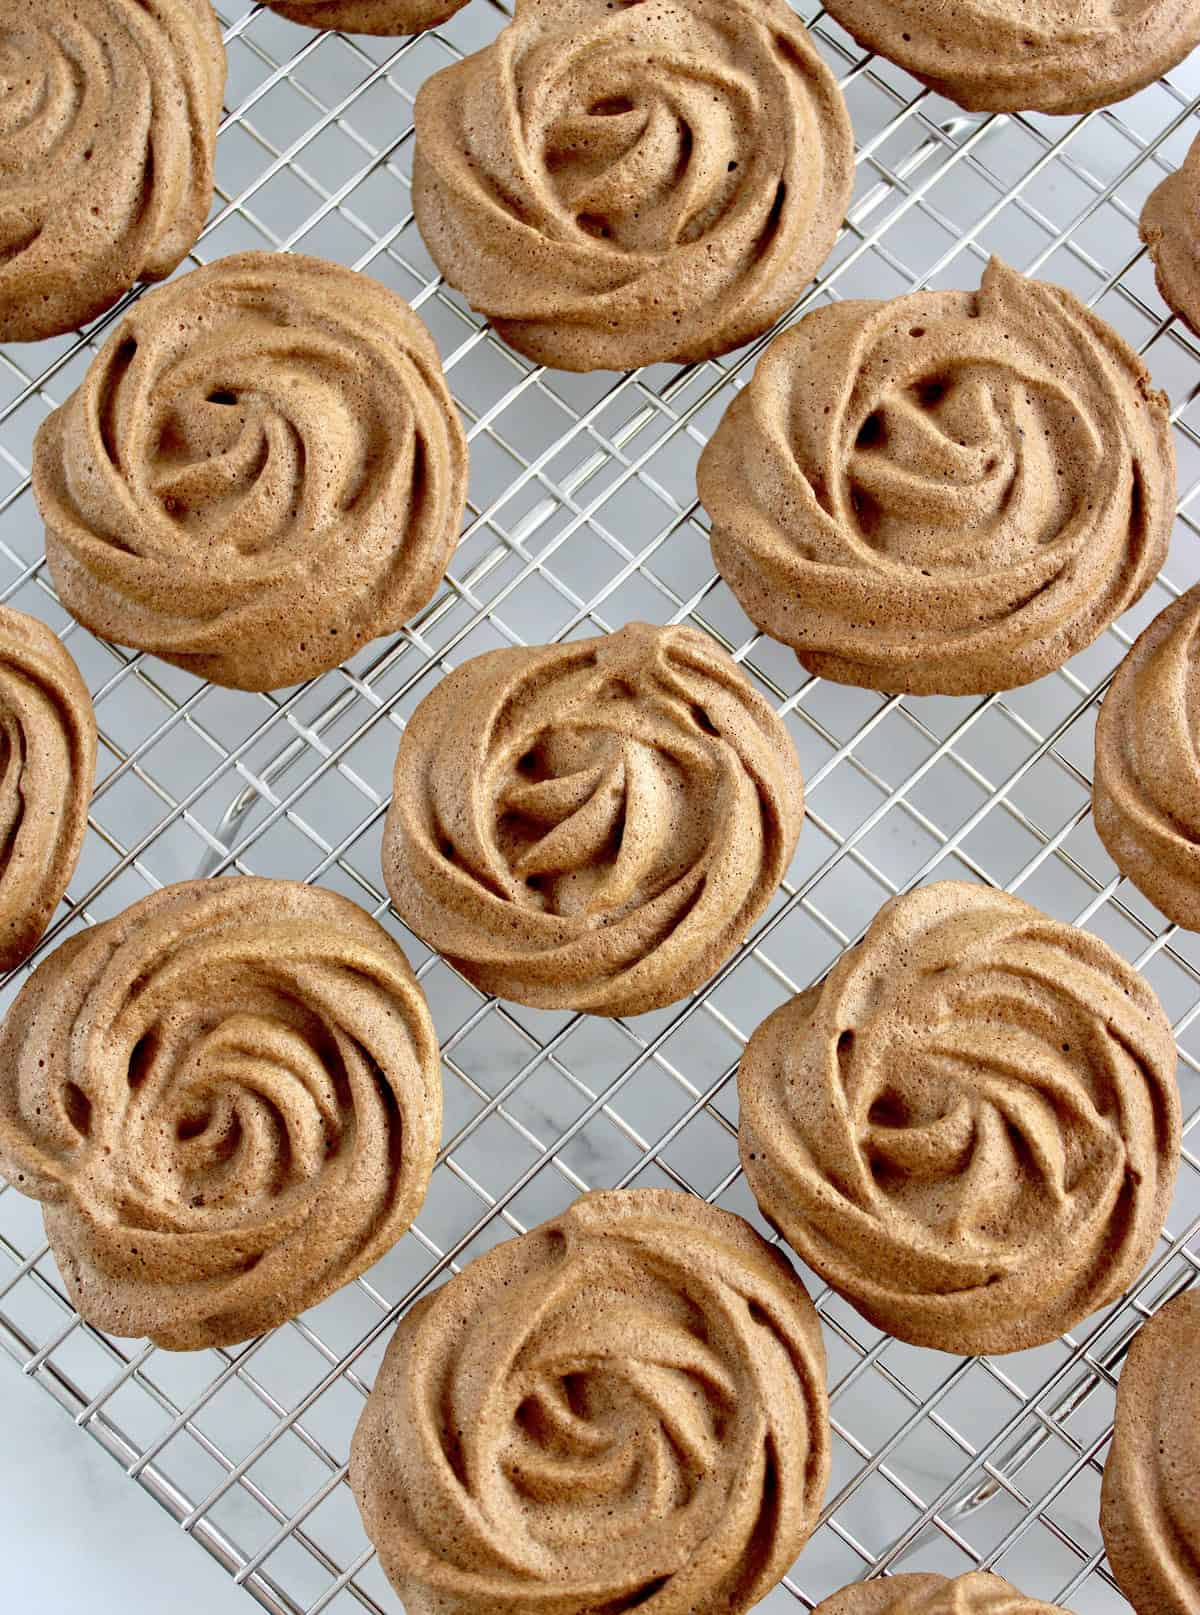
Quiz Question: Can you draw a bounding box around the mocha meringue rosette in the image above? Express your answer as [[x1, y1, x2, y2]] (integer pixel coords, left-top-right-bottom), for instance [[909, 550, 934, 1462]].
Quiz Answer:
[[351, 1189, 830, 1615], [738, 882, 1181, 1355], [823, 0, 1200, 115], [32, 252, 468, 691], [0, 607, 95, 971], [1101, 1290, 1200, 1615], [381, 623, 805, 1015], [0, 0, 225, 342], [412, 0, 854, 370], [698, 258, 1175, 696], [0, 879, 442, 1350]]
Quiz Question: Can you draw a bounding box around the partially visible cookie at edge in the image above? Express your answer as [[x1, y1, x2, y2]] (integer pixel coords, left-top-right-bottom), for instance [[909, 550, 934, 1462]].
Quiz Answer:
[[0, 607, 95, 971], [823, 0, 1200, 115], [813, 1571, 1073, 1614], [1101, 1290, 1200, 1615], [0, 0, 226, 343], [259, 0, 467, 32], [1141, 131, 1200, 336], [1094, 585, 1200, 930]]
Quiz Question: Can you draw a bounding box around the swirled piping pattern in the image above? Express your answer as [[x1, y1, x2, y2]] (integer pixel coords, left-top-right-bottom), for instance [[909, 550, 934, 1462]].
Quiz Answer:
[[813, 1571, 1072, 1615], [0, 0, 225, 342], [0, 606, 95, 971], [351, 1189, 830, 1615], [698, 258, 1175, 695], [822, 0, 1200, 114], [0, 878, 442, 1350], [1094, 585, 1200, 929], [411, 0, 854, 370], [1101, 1291, 1200, 1615], [738, 881, 1180, 1355], [381, 622, 805, 1015], [32, 252, 468, 691], [1141, 131, 1200, 337]]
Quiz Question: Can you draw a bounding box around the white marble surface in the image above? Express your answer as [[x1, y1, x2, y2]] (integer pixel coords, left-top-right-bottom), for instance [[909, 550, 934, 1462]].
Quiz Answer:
[[3, 1353, 246, 1611]]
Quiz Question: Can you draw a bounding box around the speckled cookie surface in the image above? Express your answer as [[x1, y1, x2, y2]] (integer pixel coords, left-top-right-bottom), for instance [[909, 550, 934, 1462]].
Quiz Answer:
[[698, 258, 1175, 696], [0, 0, 225, 344], [0, 608, 95, 972], [32, 252, 468, 692], [411, 0, 854, 371], [381, 623, 805, 1016], [1101, 1290, 1200, 1615], [738, 881, 1181, 1356], [260, 0, 467, 31], [0, 878, 442, 1351], [813, 1571, 1070, 1614], [823, 0, 1200, 114], [1094, 585, 1200, 929], [350, 1188, 830, 1615], [1141, 131, 1200, 336]]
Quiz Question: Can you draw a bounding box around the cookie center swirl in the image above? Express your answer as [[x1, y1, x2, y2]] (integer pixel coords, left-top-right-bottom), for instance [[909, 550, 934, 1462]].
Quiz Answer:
[[538, 46, 756, 252], [485, 1269, 736, 1546], [846, 349, 1101, 565], [852, 952, 1122, 1245], [493, 719, 717, 918], [0, 25, 91, 188], [101, 308, 413, 562]]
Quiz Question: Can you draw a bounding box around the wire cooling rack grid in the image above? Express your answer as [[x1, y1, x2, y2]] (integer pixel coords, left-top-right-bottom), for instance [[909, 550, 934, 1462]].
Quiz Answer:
[[2, 3, 1199, 1610]]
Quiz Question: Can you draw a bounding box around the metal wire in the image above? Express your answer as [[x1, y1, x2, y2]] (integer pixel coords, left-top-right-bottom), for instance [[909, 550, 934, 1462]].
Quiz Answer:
[[1, 3, 1199, 1610]]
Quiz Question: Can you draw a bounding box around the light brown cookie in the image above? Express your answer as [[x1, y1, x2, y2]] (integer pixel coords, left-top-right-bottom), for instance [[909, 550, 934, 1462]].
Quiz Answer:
[[813, 1571, 1070, 1614], [0, 1, 225, 344], [823, 0, 1200, 115], [1141, 132, 1200, 337], [259, 0, 467, 31], [698, 258, 1175, 696], [0, 608, 95, 971], [412, 0, 854, 371], [381, 623, 805, 1016], [738, 881, 1180, 1356], [1094, 585, 1200, 929], [350, 1188, 830, 1615], [32, 252, 468, 692], [1101, 1289, 1200, 1615], [0, 878, 442, 1350]]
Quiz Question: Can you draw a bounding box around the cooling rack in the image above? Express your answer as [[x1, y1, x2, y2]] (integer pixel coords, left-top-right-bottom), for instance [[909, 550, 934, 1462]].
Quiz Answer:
[[2, 3, 1199, 1610]]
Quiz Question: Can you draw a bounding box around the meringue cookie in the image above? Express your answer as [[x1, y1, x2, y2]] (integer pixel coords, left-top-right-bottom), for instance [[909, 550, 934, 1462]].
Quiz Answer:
[[381, 622, 805, 1016], [0, 879, 442, 1350], [813, 1571, 1071, 1615], [351, 1189, 830, 1615], [738, 881, 1181, 1355], [823, 0, 1200, 115], [1101, 1290, 1200, 1615], [412, 0, 854, 371], [260, 0, 467, 32], [699, 258, 1175, 696], [0, 608, 95, 971], [1094, 585, 1200, 929], [0, 0, 225, 343], [32, 252, 468, 691], [1141, 131, 1200, 337]]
